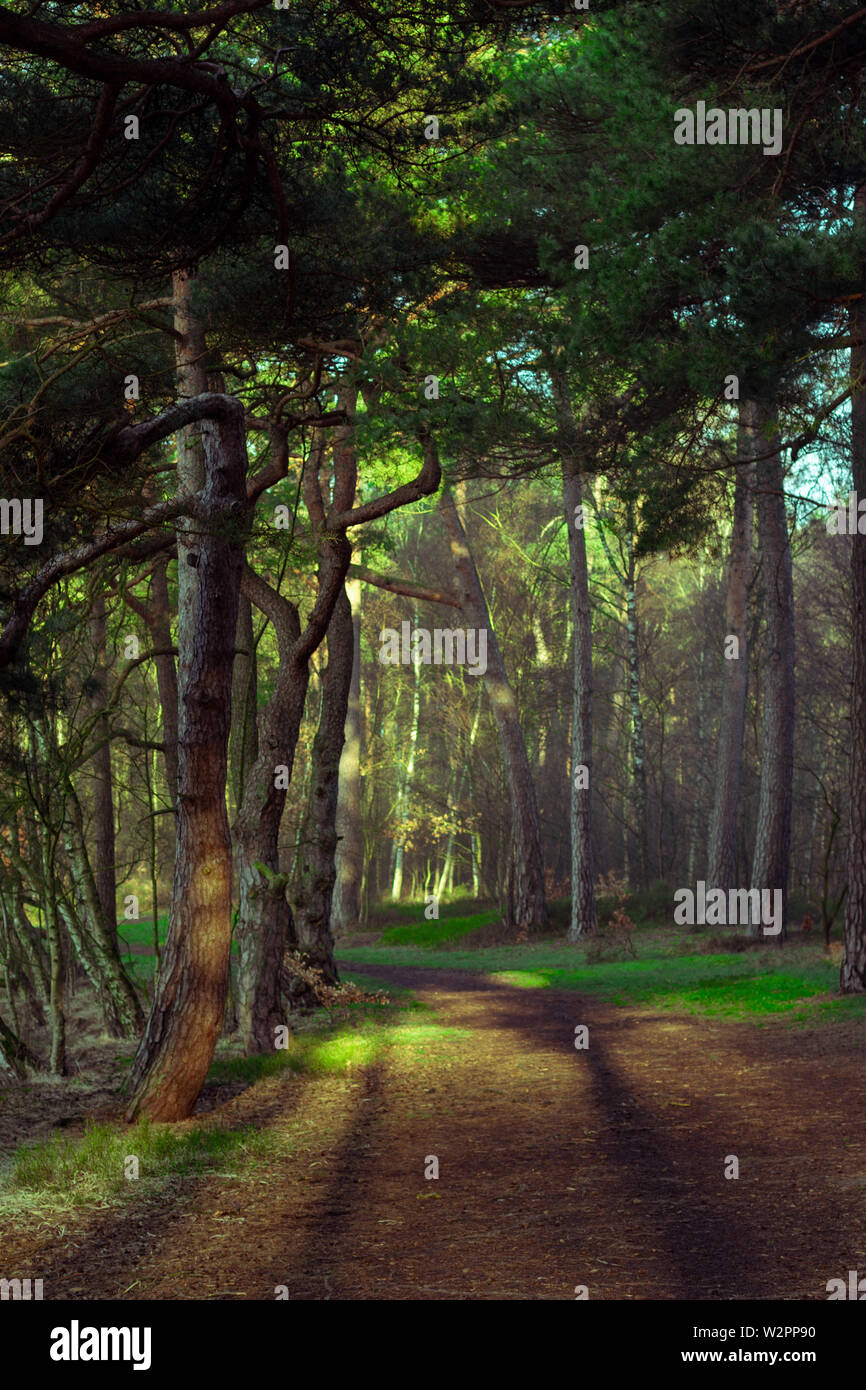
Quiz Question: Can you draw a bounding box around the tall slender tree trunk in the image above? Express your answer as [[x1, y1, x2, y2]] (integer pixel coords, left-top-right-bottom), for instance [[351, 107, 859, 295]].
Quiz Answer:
[[230, 593, 258, 814], [687, 647, 707, 885], [624, 517, 650, 889], [127, 397, 249, 1120], [555, 384, 597, 939], [842, 182, 866, 989], [149, 556, 180, 806], [391, 601, 422, 901], [291, 588, 354, 983], [707, 421, 755, 893], [232, 574, 304, 1055], [234, 536, 351, 1052], [88, 595, 118, 941], [440, 488, 548, 932], [333, 574, 363, 932], [749, 397, 795, 938], [172, 267, 208, 751], [63, 782, 143, 1035]]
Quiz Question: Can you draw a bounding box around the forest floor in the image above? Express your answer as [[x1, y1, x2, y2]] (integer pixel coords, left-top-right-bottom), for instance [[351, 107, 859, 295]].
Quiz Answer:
[[2, 937, 866, 1300]]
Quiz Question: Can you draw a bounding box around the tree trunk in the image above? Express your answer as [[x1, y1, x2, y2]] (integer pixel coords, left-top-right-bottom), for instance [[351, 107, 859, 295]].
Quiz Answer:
[[126, 396, 248, 1121], [707, 419, 755, 893], [149, 556, 180, 806], [290, 588, 354, 985], [391, 601, 422, 901], [333, 574, 363, 932], [0, 1010, 39, 1078], [63, 783, 144, 1035], [842, 182, 866, 988], [555, 384, 597, 940], [88, 594, 118, 941], [234, 535, 351, 1050], [749, 397, 795, 938], [624, 517, 650, 889], [172, 267, 208, 756], [439, 488, 548, 932], [230, 592, 258, 814]]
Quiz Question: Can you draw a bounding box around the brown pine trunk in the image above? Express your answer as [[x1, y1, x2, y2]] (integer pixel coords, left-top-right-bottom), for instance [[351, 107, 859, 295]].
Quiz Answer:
[[842, 184, 866, 989], [440, 488, 548, 932], [707, 411, 755, 893], [554, 385, 597, 939], [333, 574, 363, 932], [291, 588, 354, 984], [749, 397, 795, 938], [126, 397, 248, 1121]]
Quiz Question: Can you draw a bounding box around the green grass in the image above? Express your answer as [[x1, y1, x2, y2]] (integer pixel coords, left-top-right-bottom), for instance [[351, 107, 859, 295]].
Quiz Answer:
[[378, 908, 499, 948], [0, 978, 473, 1213], [339, 933, 866, 1024], [2, 1117, 277, 1211]]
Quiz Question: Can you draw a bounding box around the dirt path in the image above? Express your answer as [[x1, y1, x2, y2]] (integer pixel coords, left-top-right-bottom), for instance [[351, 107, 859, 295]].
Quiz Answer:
[[5, 964, 866, 1300]]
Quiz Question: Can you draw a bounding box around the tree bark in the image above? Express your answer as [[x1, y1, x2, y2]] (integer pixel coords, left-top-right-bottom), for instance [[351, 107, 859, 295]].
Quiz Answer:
[[842, 182, 866, 988], [233, 567, 306, 1054], [749, 397, 795, 938], [439, 488, 548, 933], [555, 385, 597, 940], [391, 600, 422, 901], [62, 783, 144, 1036], [707, 415, 755, 894], [624, 516, 650, 889], [333, 573, 363, 932], [88, 594, 118, 940], [149, 556, 180, 805], [290, 587, 354, 984], [126, 396, 248, 1121], [230, 592, 258, 814]]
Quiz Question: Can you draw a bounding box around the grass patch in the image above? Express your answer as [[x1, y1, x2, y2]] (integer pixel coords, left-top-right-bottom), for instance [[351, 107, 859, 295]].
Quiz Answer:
[[0, 978, 471, 1214], [1, 1117, 275, 1212], [339, 933, 866, 1024], [378, 909, 499, 948]]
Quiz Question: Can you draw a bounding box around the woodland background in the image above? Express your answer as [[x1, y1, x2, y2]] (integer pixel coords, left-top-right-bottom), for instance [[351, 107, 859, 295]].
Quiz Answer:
[[0, 0, 864, 1129]]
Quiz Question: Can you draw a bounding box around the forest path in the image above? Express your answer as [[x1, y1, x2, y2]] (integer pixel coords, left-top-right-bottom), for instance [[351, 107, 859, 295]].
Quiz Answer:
[[8, 964, 866, 1300]]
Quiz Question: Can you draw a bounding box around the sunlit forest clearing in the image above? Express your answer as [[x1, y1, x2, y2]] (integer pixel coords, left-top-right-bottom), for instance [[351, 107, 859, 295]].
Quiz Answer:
[[3, 0, 866, 1306]]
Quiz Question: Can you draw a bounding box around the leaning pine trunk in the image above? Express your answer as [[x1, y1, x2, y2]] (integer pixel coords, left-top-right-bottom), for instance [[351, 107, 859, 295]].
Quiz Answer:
[[127, 397, 248, 1121], [439, 489, 548, 933], [707, 413, 755, 894], [749, 397, 795, 938]]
